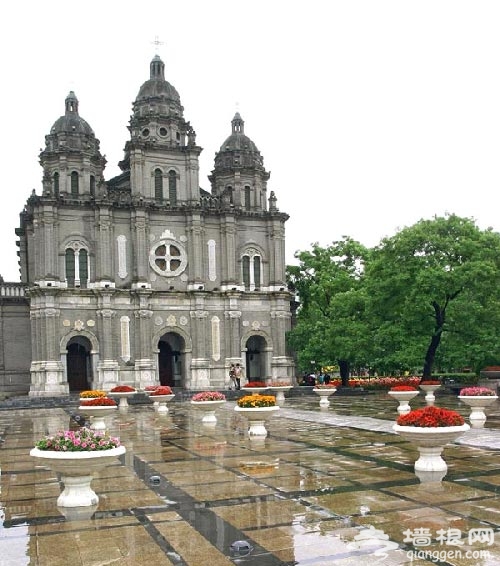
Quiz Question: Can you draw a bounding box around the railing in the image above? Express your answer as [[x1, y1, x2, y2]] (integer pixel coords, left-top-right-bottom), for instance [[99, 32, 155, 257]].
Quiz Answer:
[[0, 283, 27, 298]]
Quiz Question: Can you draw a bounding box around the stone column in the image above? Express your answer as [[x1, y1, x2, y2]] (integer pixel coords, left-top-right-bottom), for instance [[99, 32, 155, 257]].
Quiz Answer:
[[133, 210, 149, 282]]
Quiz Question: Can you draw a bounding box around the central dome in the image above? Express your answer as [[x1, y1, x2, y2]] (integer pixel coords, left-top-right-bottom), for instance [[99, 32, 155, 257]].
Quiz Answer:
[[135, 55, 180, 104]]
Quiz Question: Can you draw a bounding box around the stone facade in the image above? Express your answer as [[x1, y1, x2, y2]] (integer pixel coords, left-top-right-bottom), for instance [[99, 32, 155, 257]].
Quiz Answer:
[[5, 55, 294, 396]]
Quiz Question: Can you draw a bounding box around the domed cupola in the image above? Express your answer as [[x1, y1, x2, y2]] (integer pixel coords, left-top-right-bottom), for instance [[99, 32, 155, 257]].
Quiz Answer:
[[214, 113, 263, 170], [209, 113, 269, 211], [40, 91, 106, 198]]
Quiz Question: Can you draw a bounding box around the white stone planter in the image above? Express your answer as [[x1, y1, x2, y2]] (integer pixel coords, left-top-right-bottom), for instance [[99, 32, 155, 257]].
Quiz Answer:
[[313, 388, 337, 407], [458, 395, 498, 425], [108, 391, 136, 408], [268, 386, 293, 405], [191, 400, 226, 424], [419, 384, 441, 406], [30, 445, 126, 507], [149, 394, 175, 413], [77, 405, 117, 431], [388, 390, 419, 415], [234, 405, 279, 438], [393, 423, 469, 481]]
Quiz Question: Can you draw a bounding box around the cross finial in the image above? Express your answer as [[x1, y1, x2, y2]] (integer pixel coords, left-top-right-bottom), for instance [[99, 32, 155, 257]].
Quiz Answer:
[[152, 35, 164, 54]]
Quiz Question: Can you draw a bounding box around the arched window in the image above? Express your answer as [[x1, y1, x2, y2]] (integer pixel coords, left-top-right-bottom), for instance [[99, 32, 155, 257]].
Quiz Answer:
[[65, 243, 90, 288], [71, 171, 79, 196], [90, 175, 96, 198], [244, 186, 251, 210], [169, 170, 177, 205], [154, 169, 163, 201], [53, 172, 59, 198], [242, 256, 250, 290], [241, 249, 262, 291]]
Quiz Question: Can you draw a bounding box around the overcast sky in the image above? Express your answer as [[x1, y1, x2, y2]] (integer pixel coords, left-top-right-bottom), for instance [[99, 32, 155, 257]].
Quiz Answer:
[[1, 1, 500, 281]]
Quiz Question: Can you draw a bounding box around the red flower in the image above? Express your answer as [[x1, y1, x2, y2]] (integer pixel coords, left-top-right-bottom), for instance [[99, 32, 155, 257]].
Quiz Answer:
[[420, 380, 441, 385], [110, 385, 136, 392], [150, 386, 173, 396], [390, 385, 417, 391], [245, 381, 267, 388], [396, 406, 465, 427]]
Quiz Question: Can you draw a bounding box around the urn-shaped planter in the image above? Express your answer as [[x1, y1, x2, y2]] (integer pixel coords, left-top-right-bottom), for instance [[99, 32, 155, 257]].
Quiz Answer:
[[458, 395, 498, 426], [419, 384, 441, 406], [268, 386, 293, 406], [191, 400, 227, 424], [150, 394, 175, 413], [234, 406, 280, 438], [77, 405, 117, 431], [108, 391, 136, 408], [388, 390, 419, 415], [30, 446, 126, 507], [393, 423, 469, 482], [313, 388, 337, 407]]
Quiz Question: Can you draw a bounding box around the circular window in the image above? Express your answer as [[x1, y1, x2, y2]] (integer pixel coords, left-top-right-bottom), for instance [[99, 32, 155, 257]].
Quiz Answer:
[[142, 128, 150, 137], [149, 240, 187, 277], [159, 127, 168, 137]]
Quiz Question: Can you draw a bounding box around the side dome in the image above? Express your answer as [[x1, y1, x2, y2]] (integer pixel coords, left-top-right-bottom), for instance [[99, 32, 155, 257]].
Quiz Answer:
[[50, 91, 94, 136], [214, 113, 264, 170]]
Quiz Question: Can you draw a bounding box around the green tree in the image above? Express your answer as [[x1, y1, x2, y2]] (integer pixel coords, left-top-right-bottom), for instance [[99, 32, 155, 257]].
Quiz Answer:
[[287, 238, 371, 386], [365, 214, 500, 379]]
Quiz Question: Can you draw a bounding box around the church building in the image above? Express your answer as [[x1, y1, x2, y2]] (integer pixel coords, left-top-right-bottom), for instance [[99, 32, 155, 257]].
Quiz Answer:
[[1, 55, 294, 396]]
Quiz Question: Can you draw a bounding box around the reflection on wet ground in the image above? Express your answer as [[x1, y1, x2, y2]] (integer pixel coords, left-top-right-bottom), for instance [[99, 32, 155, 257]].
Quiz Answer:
[[1, 389, 500, 565]]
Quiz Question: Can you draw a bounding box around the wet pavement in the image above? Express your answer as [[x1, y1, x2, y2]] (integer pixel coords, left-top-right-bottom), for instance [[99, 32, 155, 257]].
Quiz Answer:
[[1, 389, 500, 565]]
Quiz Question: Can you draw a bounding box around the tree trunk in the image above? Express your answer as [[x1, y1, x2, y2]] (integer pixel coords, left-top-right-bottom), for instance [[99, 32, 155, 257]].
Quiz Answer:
[[421, 301, 445, 380], [339, 360, 350, 387]]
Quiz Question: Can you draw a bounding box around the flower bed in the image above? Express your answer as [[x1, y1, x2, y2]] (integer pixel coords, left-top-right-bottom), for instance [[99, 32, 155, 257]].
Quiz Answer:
[[35, 428, 121, 452], [245, 381, 267, 388], [80, 397, 117, 407], [150, 386, 173, 396], [459, 386, 497, 396], [390, 385, 417, 392], [314, 384, 337, 389], [191, 391, 226, 402], [80, 390, 107, 398], [268, 381, 291, 387], [396, 406, 465, 427], [144, 385, 159, 391], [237, 394, 276, 408], [110, 385, 136, 392], [420, 380, 441, 385]]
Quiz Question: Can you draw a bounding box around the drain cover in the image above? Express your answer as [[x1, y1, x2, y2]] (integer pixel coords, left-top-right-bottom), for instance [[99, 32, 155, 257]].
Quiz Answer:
[[230, 540, 254, 557]]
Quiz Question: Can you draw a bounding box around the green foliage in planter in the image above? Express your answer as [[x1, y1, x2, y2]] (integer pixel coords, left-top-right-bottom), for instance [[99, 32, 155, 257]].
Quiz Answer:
[[435, 373, 480, 386]]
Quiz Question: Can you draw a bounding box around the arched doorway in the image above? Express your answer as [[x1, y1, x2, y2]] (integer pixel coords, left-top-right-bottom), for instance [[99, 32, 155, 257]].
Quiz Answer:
[[158, 332, 185, 387], [245, 335, 267, 381], [67, 336, 92, 392]]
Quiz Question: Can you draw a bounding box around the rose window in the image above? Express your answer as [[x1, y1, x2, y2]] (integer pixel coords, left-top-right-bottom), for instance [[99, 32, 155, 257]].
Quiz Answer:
[[149, 240, 187, 277]]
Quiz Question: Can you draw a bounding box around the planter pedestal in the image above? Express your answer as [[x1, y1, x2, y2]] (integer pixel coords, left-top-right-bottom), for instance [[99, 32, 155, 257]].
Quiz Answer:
[[77, 405, 117, 431], [419, 385, 441, 406], [393, 423, 469, 482], [150, 394, 175, 413], [30, 445, 126, 507], [191, 400, 226, 424], [108, 391, 136, 408], [234, 406, 279, 438], [313, 388, 337, 407], [388, 391, 419, 415], [268, 386, 293, 405], [458, 395, 498, 426]]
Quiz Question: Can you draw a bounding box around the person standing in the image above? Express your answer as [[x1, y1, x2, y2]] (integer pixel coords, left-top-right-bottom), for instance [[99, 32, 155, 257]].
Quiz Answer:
[[229, 364, 237, 390], [234, 363, 244, 390]]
